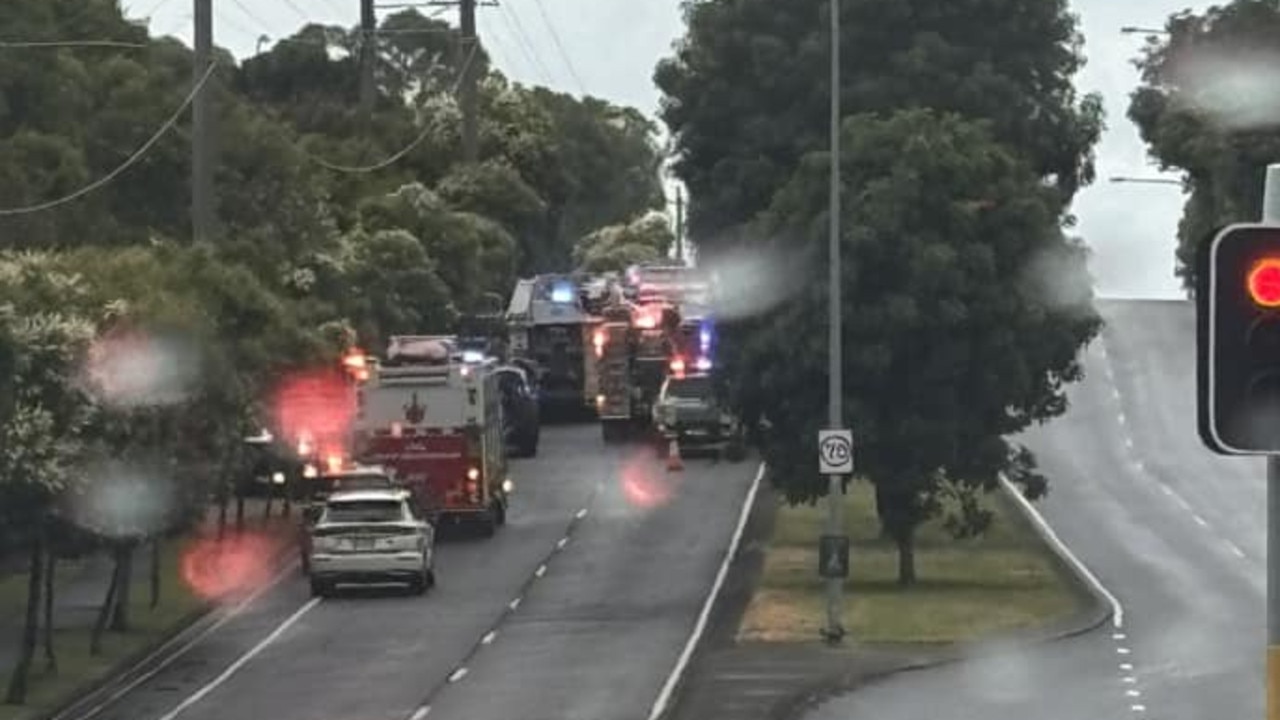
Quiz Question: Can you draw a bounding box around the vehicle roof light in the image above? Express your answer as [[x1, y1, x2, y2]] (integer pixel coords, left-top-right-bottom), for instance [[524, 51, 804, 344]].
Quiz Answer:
[[551, 282, 575, 303], [461, 350, 485, 363], [695, 357, 712, 371], [670, 358, 686, 373]]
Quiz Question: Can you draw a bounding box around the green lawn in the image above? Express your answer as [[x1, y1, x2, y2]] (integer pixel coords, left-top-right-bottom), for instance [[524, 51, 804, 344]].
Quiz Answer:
[[738, 480, 1085, 645], [0, 542, 206, 720]]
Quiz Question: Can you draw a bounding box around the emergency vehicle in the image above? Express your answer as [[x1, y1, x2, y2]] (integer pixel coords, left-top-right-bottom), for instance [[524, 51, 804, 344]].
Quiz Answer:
[[351, 336, 512, 537], [594, 299, 683, 441], [505, 275, 600, 415]]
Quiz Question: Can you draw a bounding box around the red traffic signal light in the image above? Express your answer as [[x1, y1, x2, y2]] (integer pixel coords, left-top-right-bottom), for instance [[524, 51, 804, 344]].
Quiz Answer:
[[1198, 224, 1280, 454], [1249, 258, 1280, 307]]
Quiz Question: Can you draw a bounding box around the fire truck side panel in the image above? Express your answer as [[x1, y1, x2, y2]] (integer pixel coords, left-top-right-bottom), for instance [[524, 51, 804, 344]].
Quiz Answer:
[[359, 432, 471, 512], [597, 322, 632, 421]]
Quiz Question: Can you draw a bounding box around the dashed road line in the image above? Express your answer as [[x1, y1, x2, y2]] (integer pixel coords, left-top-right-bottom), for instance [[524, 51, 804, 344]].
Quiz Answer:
[[448, 668, 468, 683], [1192, 514, 1209, 528], [1228, 542, 1247, 558], [1117, 647, 1131, 655], [481, 630, 497, 645], [509, 597, 521, 610], [410, 705, 431, 720], [535, 564, 547, 578], [1131, 704, 1146, 712], [576, 507, 589, 519], [557, 537, 569, 550]]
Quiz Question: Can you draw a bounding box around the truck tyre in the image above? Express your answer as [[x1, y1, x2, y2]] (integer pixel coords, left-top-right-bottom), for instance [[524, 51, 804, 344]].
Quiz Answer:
[[726, 436, 747, 462], [409, 572, 428, 595], [309, 578, 330, 598], [478, 511, 497, 538]]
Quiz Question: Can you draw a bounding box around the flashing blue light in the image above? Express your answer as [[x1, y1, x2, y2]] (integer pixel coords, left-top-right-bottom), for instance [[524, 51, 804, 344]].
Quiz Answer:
[[695, 357, 712, 371], [550, 282, 575, 304]]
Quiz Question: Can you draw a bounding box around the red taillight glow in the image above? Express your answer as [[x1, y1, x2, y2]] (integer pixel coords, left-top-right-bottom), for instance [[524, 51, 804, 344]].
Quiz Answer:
[[593, 330, 606, 357], [670, 358, 686, 374], [326, 454, 344, 473], [1249, 258, 1280, 307]]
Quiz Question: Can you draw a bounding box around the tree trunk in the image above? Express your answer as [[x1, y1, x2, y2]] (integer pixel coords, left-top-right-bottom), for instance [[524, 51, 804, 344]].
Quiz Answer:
[[5, 527, 44, 704], [90, 556, 120, 657], [235, 495, 245, 531], [874, 484, 892, 540], [894, 528, 917, 587], [109, 543, 133, 632], [43, 550, 56, 673], [149, 539, 161, 610], [217, 486, 229, 541]]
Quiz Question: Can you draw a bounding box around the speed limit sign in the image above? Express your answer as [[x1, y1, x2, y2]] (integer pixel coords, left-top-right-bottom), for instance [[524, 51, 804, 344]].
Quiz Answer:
[[818, 429, 853, 474]]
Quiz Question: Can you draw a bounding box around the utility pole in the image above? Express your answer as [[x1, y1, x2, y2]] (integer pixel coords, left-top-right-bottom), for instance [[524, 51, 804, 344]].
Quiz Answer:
[[1264, 165, 1280, 720], [192, 0, 214, 242], [822, 0, 846, 645], [359, 0, 376, 121], [459, 0, 479, 162], [675, 187, 685, 264]]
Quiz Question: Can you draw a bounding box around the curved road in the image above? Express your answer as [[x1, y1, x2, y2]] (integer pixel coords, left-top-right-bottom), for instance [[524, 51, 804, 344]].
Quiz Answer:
[[806, 299, 1262, 720], [64, 424, 758, 720]]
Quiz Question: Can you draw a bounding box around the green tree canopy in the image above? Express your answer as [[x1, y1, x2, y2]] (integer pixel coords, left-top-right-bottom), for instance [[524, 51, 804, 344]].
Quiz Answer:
[[655, 0, 1104, 251], [728, 109, 1100, 583], [1128, 0, 1280, 291], [573, 210, 674, 272]]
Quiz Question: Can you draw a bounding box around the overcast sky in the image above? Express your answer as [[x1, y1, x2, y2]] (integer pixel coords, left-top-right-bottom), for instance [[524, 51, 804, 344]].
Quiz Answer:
[[123, 0, 1213, 300]]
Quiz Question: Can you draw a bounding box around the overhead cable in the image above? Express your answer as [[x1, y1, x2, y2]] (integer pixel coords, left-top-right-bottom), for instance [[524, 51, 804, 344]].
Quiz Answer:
[[0, 62, 218, 216]]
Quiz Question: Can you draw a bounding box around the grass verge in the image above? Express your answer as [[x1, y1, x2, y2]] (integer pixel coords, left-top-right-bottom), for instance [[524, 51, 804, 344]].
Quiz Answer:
[[0, 541, 205, 720], [738, 480, 1084, 645]]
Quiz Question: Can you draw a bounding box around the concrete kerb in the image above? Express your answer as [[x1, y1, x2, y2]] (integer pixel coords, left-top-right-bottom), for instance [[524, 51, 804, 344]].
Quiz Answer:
[[771, 477, 1115, 720], [37, 519, 300, 720]]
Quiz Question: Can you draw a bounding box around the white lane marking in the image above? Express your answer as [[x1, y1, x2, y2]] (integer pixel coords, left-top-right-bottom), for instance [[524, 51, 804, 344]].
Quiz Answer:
[[1170, 492, 1192, 511], [1160, 485, 1174, 497], [1126, 689, 1141, 697], [1112, 387, 1121, 399], [509, 597, 521, 610], [410, 706, 431, 720], [556, 537, 569, 550], [1112, 632, 1126, 640], [1122, 676, 1137, 683], [647, 462, 765, 720], [1131, 704, 1146, 712], [481, 630, 497, 645], [1228, 542, 1247, 558], [63, 558, 301, 720], [1119, 663, 1133, 671], [448, 668, 468, 683], [998, 475, 1125, 628], [1124, 437, 1135, 449], [1192, 514, 1209, 528], [1117, 647, 1131, 655], [1117, 412, 1126, 425], [157, 597, 321, 720], [1133, 460, 1144, 472], [535, 564, 547, 578], [576, 508, 588, 519]]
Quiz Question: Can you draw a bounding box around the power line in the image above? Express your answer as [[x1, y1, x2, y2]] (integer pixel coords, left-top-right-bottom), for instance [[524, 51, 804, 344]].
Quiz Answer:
[[527, 0, 583, 93], [495, 0, 552, 84], [226, 0, 271, 31], [0, 62, 218, 217], [0, 40, 146, 49], [309, 42, 479, 174], [277, 0, 310, 21]]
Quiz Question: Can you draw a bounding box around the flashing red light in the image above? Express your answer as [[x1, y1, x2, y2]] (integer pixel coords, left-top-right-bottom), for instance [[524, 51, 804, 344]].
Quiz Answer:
[[593, 329, 606, 357], [1249, 258, 1280, 307], [669, 357, 686, 374], [342, 349, 366, 369]]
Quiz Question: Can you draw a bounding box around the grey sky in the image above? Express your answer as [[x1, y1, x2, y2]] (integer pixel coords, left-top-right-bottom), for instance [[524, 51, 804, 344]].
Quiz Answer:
[[125, 0, 1210, 299]]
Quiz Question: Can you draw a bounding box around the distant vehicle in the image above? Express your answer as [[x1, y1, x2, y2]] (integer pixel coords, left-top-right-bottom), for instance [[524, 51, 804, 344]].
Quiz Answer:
[[495, 365, 540, 457], [305, 488, 436, 597], [505, 275, 601, 414], [651, 369, 745, 461]]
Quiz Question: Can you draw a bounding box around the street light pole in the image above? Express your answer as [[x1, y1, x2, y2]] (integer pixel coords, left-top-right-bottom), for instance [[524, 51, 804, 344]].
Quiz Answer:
[[1263, 164, 1280, 720], [824, 0, 846, 644], [1110, 176, 1183, 186]]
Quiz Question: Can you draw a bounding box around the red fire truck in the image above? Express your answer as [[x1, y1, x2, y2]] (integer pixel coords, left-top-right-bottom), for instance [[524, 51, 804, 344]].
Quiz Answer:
[[351, 337, 512, 537]]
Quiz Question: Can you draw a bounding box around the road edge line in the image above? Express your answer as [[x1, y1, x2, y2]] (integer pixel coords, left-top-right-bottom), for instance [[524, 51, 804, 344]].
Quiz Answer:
[[647, 461, 765, 720], [999, 474, 1124, 628]]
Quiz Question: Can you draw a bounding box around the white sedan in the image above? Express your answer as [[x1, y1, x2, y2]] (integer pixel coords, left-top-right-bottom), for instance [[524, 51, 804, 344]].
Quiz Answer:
[[306, 489, 436, 597]]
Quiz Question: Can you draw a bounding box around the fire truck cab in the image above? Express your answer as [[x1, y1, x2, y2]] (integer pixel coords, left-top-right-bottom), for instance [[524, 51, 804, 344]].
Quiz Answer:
[[352, 337, 512, 537]]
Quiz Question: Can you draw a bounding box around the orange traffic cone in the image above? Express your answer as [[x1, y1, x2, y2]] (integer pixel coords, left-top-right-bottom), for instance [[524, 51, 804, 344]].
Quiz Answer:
[[667, 438, 684, 472]]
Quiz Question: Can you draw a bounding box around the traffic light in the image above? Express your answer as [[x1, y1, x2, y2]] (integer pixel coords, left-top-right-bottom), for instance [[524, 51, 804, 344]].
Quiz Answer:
[[1197, 223, 1280, 454]]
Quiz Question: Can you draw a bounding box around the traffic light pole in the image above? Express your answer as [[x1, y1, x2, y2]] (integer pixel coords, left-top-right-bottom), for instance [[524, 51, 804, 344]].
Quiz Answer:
[[1265, 163, 1280, 720]]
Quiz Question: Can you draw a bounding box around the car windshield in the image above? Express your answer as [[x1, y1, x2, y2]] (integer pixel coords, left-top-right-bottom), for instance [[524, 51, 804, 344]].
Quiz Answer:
[[323, 500, 406, 524], [667, 376, 713, 400]]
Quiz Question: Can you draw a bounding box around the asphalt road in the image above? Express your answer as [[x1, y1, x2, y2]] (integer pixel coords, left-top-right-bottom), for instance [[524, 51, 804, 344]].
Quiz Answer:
[[805, 299, 1263, 720], [66, 424, 758, 720]]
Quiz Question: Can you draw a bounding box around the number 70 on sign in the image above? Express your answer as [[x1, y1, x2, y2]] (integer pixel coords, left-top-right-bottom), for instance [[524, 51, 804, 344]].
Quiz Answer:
[[818, 429, 853, 474]]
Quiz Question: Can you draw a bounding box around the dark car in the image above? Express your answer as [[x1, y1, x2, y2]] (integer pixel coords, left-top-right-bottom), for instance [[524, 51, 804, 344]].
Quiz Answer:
[[496, 365, 540, 457]]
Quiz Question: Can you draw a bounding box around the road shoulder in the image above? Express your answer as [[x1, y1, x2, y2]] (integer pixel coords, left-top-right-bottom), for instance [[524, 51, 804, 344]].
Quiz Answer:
[[665, 478, 1112, 720]]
